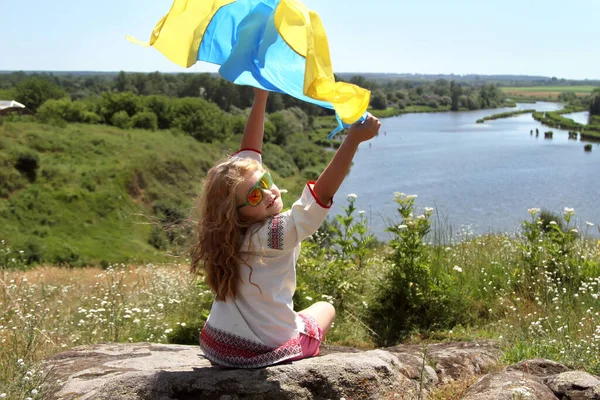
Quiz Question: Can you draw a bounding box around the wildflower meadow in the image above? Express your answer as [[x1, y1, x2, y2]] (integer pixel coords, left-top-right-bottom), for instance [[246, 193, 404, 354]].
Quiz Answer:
[[1, 193, 600, 399]]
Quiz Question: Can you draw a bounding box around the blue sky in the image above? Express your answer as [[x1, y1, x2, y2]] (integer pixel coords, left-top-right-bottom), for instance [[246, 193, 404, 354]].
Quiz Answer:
[[1, 0, 599, 79]]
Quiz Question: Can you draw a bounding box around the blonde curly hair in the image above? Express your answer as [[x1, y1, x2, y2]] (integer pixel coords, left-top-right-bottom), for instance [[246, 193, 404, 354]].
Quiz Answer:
[[191, 156, 264, 301]]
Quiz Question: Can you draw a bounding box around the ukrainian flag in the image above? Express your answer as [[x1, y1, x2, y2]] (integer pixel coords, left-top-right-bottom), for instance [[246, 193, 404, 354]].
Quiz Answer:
[[128, 0, 370, 136]]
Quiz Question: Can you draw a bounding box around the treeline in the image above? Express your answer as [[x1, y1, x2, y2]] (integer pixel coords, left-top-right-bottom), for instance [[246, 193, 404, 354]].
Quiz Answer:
[[347, 76, 509, 111], [2, 70, 512, 120]]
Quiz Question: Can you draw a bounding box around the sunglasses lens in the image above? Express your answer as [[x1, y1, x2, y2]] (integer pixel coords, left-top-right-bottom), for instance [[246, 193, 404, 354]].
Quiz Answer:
[[260, 174, 273, 189], [247, 187, 263, 206]]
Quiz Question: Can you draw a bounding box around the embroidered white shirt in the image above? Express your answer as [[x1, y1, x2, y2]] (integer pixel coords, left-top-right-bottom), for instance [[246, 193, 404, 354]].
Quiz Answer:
[[203, 149, 332, 348]]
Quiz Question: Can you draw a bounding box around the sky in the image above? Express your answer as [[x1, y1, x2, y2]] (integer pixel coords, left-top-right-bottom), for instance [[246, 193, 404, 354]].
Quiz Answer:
[[1, 0, 599, 80]]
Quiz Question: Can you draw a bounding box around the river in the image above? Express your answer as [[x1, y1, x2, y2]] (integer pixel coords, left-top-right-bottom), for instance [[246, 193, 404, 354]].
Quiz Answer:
[[331, 102, 600, 240]]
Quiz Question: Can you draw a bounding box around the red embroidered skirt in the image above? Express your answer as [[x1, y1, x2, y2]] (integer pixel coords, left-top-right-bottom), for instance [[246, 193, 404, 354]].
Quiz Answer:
[[199, 313, 321, 368]]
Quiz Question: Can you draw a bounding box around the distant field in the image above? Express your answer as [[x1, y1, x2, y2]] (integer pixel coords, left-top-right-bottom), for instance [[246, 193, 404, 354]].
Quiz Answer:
[[501, 86, 597, 99]]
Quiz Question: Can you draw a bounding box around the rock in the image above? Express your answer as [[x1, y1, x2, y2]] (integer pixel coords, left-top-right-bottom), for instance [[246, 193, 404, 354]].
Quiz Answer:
[[387, 340, 501, 383], [45, 341, 500, 400], [545, 371, 600, 400], [461, 371, 559, 400], [506, 359, 569, 378]]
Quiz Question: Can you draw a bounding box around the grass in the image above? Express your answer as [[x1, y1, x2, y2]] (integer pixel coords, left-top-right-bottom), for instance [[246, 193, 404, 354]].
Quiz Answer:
[[501, 86, 597, 101], [0, 121, 315, 266], [1, 203, 600, 397], [0, 262, 211, 398], [476, 109, 535, 123], [501, 86, 597, 93]]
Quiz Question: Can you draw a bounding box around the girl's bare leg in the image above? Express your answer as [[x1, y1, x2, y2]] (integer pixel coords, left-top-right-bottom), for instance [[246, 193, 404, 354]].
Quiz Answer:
[[299, 301, 336, 338]]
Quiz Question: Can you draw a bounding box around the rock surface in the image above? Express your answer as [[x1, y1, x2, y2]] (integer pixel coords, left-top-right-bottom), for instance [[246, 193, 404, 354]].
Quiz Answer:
[[45, 342, 600, 399], [46, 341, 500, 399], [461, 371, 559, 400]]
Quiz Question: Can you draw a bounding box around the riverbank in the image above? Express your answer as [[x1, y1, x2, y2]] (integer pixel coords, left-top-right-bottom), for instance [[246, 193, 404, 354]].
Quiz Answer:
[[476, 109, 536, 123], [370, 101, 517, 119], [532, 106, 600, 140]]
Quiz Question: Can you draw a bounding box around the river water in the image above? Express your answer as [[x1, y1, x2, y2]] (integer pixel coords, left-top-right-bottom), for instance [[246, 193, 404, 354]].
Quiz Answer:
[[332, 103, 600, 239]]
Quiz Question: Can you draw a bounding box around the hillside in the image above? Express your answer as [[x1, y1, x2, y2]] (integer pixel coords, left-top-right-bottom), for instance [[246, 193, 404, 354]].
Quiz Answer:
[[0, 121, 311, 266]]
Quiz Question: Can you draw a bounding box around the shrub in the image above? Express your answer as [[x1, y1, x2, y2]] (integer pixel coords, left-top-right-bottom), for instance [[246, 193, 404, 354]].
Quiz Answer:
[[15, 77, 65, 111], [14, 151, 40, 182], [131, 111, 158, 130], [81, 111, 102, 124], [111, 111, 131, 129], [171, 98, 230, 142], [100, 92, 141, 120], [368, 193, 469, 345]]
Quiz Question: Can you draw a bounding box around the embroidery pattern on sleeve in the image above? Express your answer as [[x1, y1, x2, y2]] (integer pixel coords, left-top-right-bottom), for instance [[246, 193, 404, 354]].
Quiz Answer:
[[267, 214, 287, 250]]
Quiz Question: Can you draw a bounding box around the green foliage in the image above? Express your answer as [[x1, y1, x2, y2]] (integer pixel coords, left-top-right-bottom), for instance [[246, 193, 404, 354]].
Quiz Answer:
[[100, 92, 141, 120], [38, 98, 90, 123], [268, 109, 305, 145], [14, 151, 40, 183], [370, 90, 388, 110], [476, 109, 535, 123], [14, 77, 65, 111], [517, 208, 586, 299], [110, 110, 131, 129], [171, 97, 230, 142], [368, 193, 470, 345], [590, 92, 600, 116], [295, 195, 377, 342], [131, 111, 158, 131]]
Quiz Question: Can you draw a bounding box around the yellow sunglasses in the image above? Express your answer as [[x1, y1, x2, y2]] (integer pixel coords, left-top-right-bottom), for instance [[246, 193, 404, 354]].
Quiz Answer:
[[237, 172, 274, 209]]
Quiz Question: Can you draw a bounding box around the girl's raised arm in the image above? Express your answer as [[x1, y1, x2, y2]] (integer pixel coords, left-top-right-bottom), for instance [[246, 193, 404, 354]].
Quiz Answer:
[[240, 88, 269, 153], [313, 114, 380, 206]]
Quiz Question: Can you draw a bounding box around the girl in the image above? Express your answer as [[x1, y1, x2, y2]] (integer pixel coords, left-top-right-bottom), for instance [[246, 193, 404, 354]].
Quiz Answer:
[[194, 88, 380, 368]]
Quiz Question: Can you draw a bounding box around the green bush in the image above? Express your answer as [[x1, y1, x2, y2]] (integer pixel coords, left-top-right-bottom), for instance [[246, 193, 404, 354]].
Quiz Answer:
[[15, 77, 65, 111], [367, 193, 469, 345], [81, 111, 102, 124], [131, 111, 158, 131], [14, 151, 40, 182], [171, 97, 231, 142], [100, 92, 141, 120], [111, 111, 131, 129]]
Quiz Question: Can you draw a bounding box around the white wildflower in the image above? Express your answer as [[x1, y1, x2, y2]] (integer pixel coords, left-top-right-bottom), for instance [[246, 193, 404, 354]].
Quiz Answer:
[[527, 208, 540, 216], [398, 225, 408, 230], [347, 193, 357, 200], [305, 296, 313, 301], [549, 221, 557, 225], [585, 221, 594, 227], [453, 266, 463, 273]]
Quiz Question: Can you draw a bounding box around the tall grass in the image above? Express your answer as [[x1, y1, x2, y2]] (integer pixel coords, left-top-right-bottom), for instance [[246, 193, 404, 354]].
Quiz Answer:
[[1, 196, 599, 397], [0, 260, 211, 399]]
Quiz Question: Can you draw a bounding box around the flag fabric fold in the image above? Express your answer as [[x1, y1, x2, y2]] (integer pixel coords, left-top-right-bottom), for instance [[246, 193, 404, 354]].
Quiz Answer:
[[128, 0, 370, 135]]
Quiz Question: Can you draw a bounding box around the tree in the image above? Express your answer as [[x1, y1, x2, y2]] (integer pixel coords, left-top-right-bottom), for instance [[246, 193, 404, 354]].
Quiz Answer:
[[171, 98, 230, 142], [15, 77, 65, 111], [370, 90, 388, 110], [590, 90, 600, 116], [450, 81, 462, 111], [131, 111, 158, 130]]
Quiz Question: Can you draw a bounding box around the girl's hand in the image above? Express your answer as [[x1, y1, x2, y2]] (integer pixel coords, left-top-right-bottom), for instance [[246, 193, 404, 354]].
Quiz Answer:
[[347, 114, 381, 143]]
